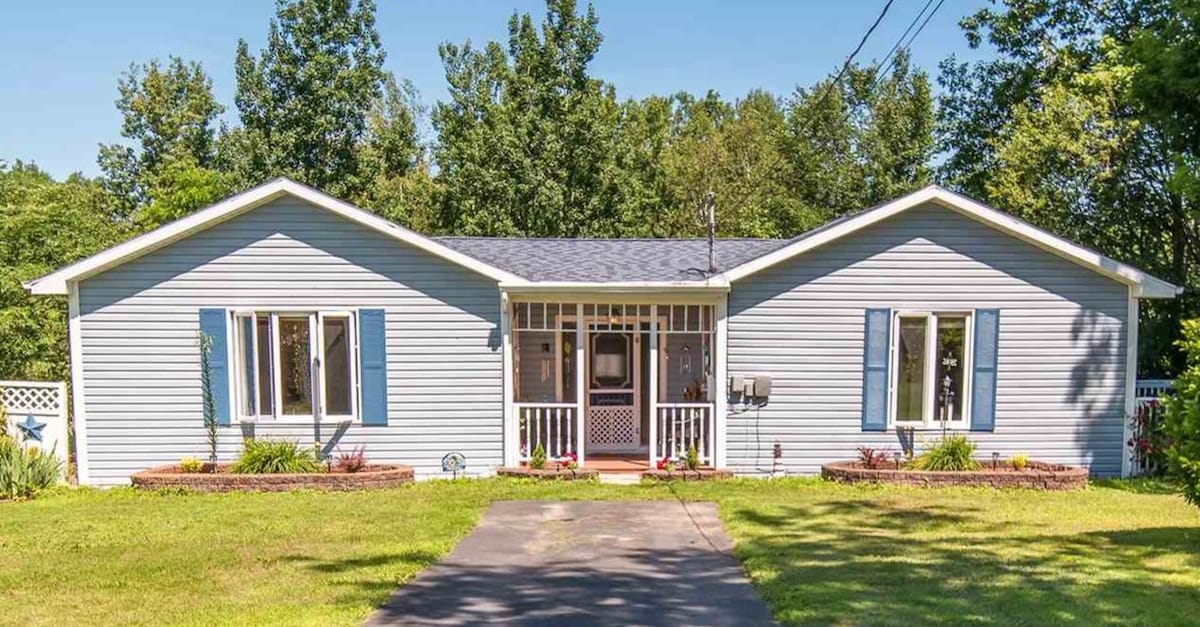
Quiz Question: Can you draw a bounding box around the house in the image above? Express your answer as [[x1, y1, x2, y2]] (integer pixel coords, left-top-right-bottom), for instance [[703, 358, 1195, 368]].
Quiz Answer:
[[25, 178, 1180, 486]]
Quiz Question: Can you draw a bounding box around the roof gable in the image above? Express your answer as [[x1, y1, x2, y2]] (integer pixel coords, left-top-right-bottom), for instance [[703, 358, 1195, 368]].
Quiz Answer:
[[720, 185, 1181, 299], [25, 178, 524, 295]]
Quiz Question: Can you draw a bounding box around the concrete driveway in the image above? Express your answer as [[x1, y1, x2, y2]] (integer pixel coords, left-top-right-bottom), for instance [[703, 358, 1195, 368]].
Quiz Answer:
[[364, 500, 776, 626]]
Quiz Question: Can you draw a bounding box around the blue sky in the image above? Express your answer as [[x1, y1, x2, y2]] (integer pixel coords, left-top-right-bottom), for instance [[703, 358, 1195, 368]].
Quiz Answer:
[[0, 0, 989, 179]]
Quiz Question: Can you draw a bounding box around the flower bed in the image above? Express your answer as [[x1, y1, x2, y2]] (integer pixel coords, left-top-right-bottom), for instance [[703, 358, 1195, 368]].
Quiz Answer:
[[821, 460, 1087, 490], [496, 466, 599, 481], [131, 464, 414, 492], [642, 468, 734, 481]]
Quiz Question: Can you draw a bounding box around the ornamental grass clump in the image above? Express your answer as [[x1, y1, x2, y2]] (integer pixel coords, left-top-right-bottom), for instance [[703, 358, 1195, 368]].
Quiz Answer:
[[0, 434, 61, 499], [230, 438, 320, 474], [910, 434, 981, 472]]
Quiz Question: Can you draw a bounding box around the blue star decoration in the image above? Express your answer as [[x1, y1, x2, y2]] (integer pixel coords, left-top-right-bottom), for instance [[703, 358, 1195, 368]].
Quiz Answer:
[[16, 415, 46, 443]]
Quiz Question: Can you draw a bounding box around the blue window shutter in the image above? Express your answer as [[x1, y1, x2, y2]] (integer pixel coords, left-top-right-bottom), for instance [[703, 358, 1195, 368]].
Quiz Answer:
[[359, 309, 388, 425], [198, 309, 231, 426], [971, 309, 1000, 432], [861, 308, 891, 432]]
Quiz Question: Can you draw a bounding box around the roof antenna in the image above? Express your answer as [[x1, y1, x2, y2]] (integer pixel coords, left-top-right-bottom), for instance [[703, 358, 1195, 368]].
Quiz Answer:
[[700, 191, 717, 275]]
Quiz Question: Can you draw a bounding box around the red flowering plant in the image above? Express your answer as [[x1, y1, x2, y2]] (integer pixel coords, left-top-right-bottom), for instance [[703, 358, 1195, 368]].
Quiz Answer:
[[657, 455, 676, 472], [856, 445, 893, 470], [558, 451, 579, 470], [1128, 400, 1169, 477], [333, 445, 368, 473]]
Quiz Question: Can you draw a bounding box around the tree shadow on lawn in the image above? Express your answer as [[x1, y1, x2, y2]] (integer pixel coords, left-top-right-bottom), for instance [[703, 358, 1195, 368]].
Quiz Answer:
[[360, 545, 773, 627], [280, 550, 444, 607], [729, 500, 1200, 625]]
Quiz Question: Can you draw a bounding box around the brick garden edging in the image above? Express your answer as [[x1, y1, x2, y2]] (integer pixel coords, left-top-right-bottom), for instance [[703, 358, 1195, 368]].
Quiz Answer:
[[821, 460, 1088, 490], [641, 468, 735, 481], [496, 467, 599, 481], [131, 464, 415, 493]]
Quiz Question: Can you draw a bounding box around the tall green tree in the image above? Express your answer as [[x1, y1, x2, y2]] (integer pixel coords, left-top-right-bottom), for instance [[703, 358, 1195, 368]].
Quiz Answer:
[[783, 51, 935, 222], [97, 57, 225, 223], [937, 0, 1194, 375], [0, 162, 128, 380], [230, 0, 395, 200], [433, 0, 620, 236]]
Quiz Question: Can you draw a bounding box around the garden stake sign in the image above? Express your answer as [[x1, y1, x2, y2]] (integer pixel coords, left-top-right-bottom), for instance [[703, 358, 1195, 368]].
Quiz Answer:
[[442, 452, 466, 478]]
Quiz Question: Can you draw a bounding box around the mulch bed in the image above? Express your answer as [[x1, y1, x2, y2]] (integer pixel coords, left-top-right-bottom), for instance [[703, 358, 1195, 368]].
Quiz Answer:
[[131, 463, 414, 493], [496, 466, 599, 481], [641, 468, 734, 481], [821, 460, 1087, 490]]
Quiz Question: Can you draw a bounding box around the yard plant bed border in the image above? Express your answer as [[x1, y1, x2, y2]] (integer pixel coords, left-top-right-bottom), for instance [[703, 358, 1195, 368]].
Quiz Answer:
[[496, 466, 599, 480], [131, 464, 415, 492], [821, 460, 1087, 490], [642, 468, 734, 481]]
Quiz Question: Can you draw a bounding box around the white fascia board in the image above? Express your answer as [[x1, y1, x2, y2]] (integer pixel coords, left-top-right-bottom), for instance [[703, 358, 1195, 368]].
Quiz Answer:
[[25, 178, 526, 295], [721, 185, 1182, 299]]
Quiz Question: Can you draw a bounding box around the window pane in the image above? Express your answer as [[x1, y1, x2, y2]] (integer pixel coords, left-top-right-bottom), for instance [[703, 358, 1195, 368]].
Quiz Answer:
[[935, 316, 968, 422], [278, 316, 312, 415], [256, 316, 274, 415], [236, 316, 255, 416], [322, 317, 353, 415], [896, 317, 926, 421]]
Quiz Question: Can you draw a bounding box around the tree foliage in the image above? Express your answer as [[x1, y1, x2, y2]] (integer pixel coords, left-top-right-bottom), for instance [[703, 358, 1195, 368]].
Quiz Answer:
[[231, 0, 415, 201], [0, 162, 128, 380], [97, 57, 224, 223], [1160, 317, 1200, 508], [937, 0, 1197, 375]]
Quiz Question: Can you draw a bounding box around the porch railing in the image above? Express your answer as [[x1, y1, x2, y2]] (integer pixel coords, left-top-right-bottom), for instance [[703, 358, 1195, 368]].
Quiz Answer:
[[654, 402, 714, 466], [516, 402, 579, 462], [1135, 379, 1173, 407]]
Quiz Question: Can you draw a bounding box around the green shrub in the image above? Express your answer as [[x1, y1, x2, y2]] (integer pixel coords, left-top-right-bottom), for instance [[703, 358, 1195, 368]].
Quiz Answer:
[[910, 434, 981, 471], [1009, 453, 1029, 471], [529, 443, 547, 470], [1161, 319, 1200, 508], [179, 457, 204, 473], [0, 435, 61, 499], [685, 445, 700, 470], [230, 438, 320, 474]]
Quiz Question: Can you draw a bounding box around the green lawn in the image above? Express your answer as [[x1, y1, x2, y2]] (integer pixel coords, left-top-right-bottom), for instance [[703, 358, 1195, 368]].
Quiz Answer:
[[1, 479, 1198, 626]]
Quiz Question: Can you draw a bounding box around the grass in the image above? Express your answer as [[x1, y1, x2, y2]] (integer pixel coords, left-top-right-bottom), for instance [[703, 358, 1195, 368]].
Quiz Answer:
[[1, 479, 1198, 626]]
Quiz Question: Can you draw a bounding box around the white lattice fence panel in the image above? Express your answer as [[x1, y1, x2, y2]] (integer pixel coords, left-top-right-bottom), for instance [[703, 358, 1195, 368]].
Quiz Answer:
[[1, 380, 68, 466], [587, 405, 640, 451]]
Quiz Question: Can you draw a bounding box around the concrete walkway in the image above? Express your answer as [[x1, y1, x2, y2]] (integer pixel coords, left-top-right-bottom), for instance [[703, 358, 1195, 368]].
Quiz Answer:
[[364, 500, 776, 626]]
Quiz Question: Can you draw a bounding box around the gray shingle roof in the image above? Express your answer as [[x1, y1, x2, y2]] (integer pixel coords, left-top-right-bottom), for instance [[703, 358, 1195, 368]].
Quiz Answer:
[[434, 237, 792, 282]]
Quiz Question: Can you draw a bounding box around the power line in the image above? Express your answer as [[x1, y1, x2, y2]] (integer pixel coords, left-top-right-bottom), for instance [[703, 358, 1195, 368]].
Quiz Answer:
[[809, 0, 897, 112], [871, 0, 937, 86], [869, 0, 948, 92]]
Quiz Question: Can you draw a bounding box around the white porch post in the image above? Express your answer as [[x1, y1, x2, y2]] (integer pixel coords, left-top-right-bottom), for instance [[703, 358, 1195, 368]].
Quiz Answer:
[[501, 292, 516, 468], [714, 297, 729, 468], [575, 303, 586, 466], [648, 305, 659, 466]]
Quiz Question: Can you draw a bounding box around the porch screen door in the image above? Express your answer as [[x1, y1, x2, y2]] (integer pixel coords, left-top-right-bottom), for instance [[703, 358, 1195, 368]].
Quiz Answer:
[[586, 329, 641, 452]]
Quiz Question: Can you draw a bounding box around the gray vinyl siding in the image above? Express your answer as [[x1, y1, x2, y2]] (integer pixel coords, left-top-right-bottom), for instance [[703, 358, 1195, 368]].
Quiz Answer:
[[727, 203, 1129, 477], [77, 198, 502, 486]]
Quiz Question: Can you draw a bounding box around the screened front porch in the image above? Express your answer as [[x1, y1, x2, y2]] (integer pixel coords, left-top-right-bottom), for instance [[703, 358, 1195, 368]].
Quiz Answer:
[[506, 301, 723, 469]]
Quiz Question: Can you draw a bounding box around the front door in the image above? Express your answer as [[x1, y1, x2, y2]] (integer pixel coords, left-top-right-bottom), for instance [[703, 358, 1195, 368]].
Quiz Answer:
[[586, 328, 642, 453]]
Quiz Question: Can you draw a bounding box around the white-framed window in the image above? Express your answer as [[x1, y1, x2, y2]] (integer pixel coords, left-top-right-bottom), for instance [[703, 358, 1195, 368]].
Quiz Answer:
[[230, 310, 359, 422], [890, 311, 973, 428]]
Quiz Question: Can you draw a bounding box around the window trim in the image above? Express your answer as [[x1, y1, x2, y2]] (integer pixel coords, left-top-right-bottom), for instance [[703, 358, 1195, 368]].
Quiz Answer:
[[888, 310, 974, 429], [229, 309, 360, 424]]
